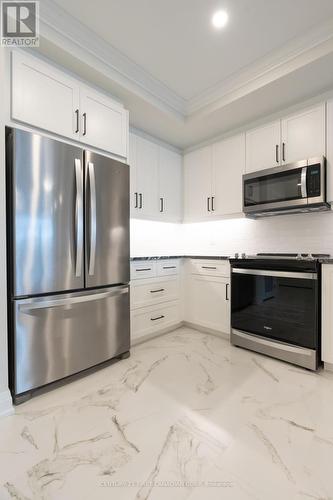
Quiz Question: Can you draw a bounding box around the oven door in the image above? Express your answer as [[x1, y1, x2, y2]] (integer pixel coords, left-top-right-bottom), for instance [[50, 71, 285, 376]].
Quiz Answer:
[[231, 269, 318, 349], [243, 161, 308, 214]]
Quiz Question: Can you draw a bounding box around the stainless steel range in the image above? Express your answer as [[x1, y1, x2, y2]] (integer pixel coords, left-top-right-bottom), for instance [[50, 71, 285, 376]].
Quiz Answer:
[[230, 253, 328, 370]]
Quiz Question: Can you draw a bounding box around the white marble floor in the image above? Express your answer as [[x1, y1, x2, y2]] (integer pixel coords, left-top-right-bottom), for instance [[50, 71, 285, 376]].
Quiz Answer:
[[1, 327, 333, 500]]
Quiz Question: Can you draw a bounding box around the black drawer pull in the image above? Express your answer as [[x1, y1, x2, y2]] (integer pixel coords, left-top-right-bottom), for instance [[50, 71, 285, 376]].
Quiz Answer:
[[226, 283, 229, 301], [163, 266, 176, 269], [202, 266, 217, 269], [150, 289, 165, 293], [136, 268, 151, 272], [151, 315, 165, 321]]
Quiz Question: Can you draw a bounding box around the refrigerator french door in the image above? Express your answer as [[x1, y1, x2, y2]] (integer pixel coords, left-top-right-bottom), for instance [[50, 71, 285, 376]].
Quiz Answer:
[[6, 128, 130, 403]]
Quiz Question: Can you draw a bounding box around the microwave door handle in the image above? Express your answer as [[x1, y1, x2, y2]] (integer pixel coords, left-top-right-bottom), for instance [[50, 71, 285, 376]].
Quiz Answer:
[[301, 167, 307, 198]]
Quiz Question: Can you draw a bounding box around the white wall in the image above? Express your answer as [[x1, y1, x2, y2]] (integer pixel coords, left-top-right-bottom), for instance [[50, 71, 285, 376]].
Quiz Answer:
[[131, 211, 333, 257]]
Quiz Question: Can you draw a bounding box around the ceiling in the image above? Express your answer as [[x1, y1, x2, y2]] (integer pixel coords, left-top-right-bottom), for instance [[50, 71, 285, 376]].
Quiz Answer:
[[38, 1, 333, 149], [52, 0, 333, 100]]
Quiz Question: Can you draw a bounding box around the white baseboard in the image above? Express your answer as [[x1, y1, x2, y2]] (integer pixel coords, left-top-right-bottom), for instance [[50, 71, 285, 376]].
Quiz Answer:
[[131, 321, 230, 347], [0, 388, 13, 417], [183, 321, 230, 340], [131, 322, 183, 346]]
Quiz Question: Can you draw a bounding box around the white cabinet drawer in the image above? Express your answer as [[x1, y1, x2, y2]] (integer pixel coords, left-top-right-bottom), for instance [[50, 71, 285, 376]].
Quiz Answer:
[[189, 259, 230, 277], [131, 277, 180, 309], [156, 260, 180, 276], [131, 302, 180, 340], [130, 261, 156, 280]]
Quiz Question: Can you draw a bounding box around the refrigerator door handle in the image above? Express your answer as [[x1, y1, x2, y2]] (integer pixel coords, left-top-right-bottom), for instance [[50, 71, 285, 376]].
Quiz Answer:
[[88, 161, 97, 276], [74, 158, 83, 277], [18, 286, 129, 312]]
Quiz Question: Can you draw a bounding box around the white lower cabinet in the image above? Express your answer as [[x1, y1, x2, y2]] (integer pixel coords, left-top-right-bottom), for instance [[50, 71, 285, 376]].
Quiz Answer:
[[184, 260, 230, 335], [131, 277, 180, 309], [130, 259, 181, 342], [131, 302, 180, 342], [322, 264, 333, 365]]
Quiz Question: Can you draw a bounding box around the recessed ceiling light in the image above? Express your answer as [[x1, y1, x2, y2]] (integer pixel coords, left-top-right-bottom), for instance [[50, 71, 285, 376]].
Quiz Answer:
[[212, 10, 229, 29]]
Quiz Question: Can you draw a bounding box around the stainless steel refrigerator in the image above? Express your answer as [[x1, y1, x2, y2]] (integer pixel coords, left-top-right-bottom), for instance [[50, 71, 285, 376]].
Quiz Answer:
[[6, 128, 130, 404]]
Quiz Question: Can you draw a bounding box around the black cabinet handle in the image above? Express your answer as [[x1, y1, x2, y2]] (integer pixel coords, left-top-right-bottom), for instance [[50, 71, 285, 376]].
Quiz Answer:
[[75, 109, 79, 133], [226, 283, 229, 301], [202, 266, 217, 269], [134, 192, 138, 209], [151, 315, 165, 321], [83, 112, 87, 136], [282, 142, 286, 162], [150, 289, 165, 293], [163, 266, 176, 269], [211, 196, 215, 212], [160, 197, 164, 213], [136, 268, 151, 272], [275, 144, 279, 163], [207, 197, 211, 212], [139, 193, 143, 209]]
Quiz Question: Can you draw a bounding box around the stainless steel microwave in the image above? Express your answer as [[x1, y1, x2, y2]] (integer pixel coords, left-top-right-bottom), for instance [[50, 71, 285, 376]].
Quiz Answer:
[[243, 157, 330, 218]]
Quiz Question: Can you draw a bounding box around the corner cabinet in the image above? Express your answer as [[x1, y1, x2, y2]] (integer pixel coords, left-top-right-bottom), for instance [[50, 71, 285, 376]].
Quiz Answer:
[[129, 133, 182, 222], [11, 51, 128, 158], [184, 135, 245, 220], [212, 134, 245, 215], [184, 146, 212, 220]]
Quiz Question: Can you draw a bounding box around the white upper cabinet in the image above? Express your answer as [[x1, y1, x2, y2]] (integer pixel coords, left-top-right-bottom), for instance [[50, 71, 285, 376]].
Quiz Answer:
[[158, 147, 182, 221], [12, 51, 80, 140], [129, 133, 183, 222], [136, 135, 159, 218], [184, 146, 212, 221], [281, 104, 325, 164], [327, 99, 333, 203], [11, 51, 128, 158], [212, 134, 245, 215], [79, 86, 128, 157], [245, 121, 281, 173], [245, 104, 325, 173]]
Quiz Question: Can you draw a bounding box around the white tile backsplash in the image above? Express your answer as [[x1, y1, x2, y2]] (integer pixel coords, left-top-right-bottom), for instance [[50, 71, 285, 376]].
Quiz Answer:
[[131, 210, 333, 257], [130, 219, 183, 257]]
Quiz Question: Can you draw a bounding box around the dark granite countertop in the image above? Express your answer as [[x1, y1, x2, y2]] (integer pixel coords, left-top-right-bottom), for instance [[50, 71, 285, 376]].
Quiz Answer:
[[130, 255, 333, 263], [130, 255, 230, 261]]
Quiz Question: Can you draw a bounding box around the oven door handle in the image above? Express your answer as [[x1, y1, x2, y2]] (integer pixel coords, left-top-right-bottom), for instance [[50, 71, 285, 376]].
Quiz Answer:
[[232, 268, 317, 280]]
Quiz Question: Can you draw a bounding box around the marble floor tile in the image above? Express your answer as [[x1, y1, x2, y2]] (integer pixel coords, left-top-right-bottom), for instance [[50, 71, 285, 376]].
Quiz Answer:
[[0, 327, 333, 500]]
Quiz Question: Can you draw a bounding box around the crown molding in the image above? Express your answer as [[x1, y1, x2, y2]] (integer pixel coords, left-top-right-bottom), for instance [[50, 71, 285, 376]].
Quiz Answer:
[[39, 1, 333, 123], [39, 0, 186, 120], [187, 17, 333, 117]]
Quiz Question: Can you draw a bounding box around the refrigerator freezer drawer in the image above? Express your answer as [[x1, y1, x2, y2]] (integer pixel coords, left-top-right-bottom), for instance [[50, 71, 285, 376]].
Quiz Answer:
[[13, 286, 130, 395]]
